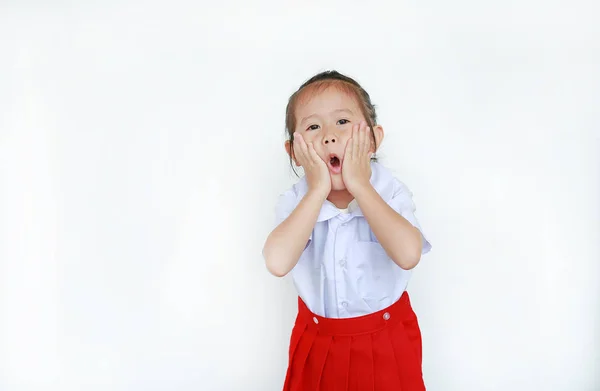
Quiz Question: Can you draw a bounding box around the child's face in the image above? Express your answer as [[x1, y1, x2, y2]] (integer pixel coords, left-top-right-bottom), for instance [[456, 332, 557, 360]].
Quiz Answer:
[[293, 86, 378, 191]]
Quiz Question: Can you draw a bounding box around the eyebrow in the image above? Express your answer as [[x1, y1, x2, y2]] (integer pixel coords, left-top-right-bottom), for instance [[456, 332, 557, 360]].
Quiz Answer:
[[300, 109, 354, 125]]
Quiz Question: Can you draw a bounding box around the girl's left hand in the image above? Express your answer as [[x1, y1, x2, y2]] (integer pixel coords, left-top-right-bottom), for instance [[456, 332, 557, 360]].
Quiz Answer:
[[342, 121, 374, 195]]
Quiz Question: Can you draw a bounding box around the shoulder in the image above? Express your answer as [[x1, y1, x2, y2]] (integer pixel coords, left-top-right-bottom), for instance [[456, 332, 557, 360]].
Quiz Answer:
[[278, 176, 308, 203], [370, 162, 413, 200], [275, 176, 309, 217]]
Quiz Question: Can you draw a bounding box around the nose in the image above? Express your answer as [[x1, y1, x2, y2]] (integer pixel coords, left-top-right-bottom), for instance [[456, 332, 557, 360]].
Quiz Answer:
[[323, 133, 337, 145]]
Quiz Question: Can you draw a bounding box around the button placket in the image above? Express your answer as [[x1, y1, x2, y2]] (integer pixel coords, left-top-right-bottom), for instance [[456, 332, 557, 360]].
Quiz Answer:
[[333, 215, 353, 318]]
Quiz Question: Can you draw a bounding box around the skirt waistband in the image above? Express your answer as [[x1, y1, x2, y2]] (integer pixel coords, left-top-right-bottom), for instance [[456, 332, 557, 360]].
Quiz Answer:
[[297, 291, 416, 336]]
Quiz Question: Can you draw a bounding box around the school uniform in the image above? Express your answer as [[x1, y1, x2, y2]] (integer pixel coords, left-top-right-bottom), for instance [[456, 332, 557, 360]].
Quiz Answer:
[[275, 162, 432, 391]]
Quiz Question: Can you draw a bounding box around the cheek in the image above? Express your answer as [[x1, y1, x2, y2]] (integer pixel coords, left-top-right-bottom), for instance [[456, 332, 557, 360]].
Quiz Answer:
[[339, 134, 352, 148], [312, 144, 327, 160], [306, 132, 318, 141], [299, 134, 325, 158], [302, 132, 318, 145]]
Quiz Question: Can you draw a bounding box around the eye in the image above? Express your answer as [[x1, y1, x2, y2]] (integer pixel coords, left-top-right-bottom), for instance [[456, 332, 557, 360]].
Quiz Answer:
[[306, 124, 320, 131], [337, 119, 350, 125]]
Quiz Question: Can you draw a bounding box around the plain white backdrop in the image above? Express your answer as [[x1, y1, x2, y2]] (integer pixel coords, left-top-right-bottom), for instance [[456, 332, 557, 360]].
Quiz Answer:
[[1, 1, 599, 390]]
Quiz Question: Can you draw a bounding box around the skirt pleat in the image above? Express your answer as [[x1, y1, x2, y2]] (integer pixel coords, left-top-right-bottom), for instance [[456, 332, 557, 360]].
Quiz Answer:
[[347, 334, 375, 391], [305, 334, 332, 390], [373, 328, 402, 390], [402, 317, 423, 365], [283, 323, 306, 391], [283, 292, 425, 391], [289, 328, 317, 391], [389, 320, 426, 390], [319, 336, 351, 391]]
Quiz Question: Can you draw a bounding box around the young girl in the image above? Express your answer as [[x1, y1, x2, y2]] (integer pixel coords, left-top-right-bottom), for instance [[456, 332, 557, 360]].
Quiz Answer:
[[263, 71, 432, 391]]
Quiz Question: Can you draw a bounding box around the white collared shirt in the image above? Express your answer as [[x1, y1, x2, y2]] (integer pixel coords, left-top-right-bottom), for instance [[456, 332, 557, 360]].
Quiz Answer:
[[274, 162, 432, 318]]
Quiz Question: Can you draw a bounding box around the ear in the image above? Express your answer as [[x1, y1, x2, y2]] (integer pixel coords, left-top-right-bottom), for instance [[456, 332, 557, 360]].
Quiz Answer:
[[285, 140, 301, 166], [371, 125, 384, 153]]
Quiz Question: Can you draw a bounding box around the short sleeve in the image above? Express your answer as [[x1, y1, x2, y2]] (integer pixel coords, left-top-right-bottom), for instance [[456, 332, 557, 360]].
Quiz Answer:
[[273, 189, 313, 243], [387, 181, 432, 254], [274, 190, 297, 226]]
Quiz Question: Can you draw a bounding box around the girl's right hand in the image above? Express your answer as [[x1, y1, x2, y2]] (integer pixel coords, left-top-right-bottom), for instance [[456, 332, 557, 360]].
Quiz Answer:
[[293, 132, 331, 196]]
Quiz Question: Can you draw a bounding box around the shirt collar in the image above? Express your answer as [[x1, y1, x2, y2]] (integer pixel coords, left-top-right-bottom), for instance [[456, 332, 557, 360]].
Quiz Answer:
[[292, 162, 396, 222]]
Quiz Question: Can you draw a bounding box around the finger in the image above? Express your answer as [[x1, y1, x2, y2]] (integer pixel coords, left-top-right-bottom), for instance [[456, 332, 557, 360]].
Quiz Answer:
[[365, 123, 373, 156], [293, 132, 309, 163], [366, 128, 374, 158], [346, 125, 356, 160], [344, 129, 354, 161], [307, 142, 322, 164], [367, 125, 375, 157], [359, 122, 367, 157], [362, 125, 371, 157], [294, 132, 307, 150], [352, 123, 360, 160], [356, 123, 362, 159]]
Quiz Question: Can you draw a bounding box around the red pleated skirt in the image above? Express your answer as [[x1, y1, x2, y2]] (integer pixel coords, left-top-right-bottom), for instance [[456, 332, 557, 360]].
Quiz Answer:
[[283, 292, 425, 391]]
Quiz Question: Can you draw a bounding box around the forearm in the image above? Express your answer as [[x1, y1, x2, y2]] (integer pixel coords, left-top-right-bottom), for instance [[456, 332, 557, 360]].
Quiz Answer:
[[353, 185, 422, 270], [263, 190, 327, 277]]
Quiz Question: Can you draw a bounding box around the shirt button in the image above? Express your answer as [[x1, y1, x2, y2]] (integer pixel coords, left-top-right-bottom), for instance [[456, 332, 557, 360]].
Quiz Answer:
[[339, 258, 346, 267], [313, 316, 319, 324], [341, 301, 348, 308], [383, 312, 390, 320]]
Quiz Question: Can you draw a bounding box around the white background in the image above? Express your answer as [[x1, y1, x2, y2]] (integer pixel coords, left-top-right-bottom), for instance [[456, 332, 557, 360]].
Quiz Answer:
[[1, 1, 599, 390]]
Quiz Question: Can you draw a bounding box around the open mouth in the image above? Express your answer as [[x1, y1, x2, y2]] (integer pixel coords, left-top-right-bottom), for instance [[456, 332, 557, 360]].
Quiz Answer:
[[328, 154, 342, 174]]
